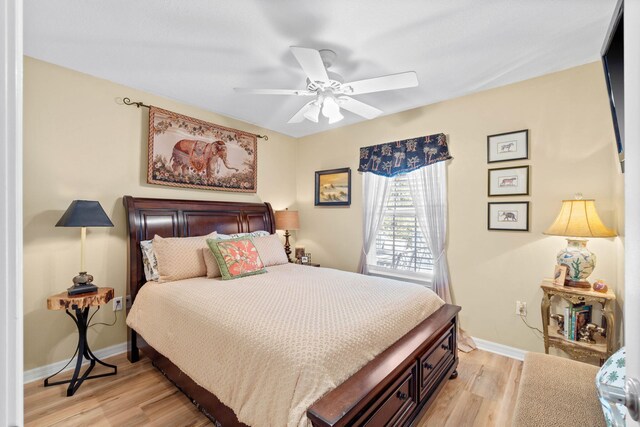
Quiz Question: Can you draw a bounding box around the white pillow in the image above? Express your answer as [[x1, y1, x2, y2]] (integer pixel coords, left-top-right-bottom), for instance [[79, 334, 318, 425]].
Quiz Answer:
[[252, 234, 289, 267], [140, 240, 159, 282]]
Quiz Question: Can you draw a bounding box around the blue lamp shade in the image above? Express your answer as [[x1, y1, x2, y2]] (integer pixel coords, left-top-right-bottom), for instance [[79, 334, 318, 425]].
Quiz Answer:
[[55, 200, 114, 228]]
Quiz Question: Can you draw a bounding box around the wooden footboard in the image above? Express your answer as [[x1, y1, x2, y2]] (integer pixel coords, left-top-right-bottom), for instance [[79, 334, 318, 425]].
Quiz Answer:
[[308, 304, 460, 426]]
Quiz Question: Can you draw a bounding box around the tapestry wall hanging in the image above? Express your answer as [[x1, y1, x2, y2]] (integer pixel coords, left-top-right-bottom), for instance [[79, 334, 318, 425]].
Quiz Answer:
[[147, 106, 257, 192]]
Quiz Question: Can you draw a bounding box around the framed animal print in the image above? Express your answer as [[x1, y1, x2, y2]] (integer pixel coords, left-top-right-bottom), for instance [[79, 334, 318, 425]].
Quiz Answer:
[[488, 165, 529, 196], [315, 168, 351, 206], [487, 129, 528, 163], [147, 106, 257, 192], [488, 201, 529, 231]]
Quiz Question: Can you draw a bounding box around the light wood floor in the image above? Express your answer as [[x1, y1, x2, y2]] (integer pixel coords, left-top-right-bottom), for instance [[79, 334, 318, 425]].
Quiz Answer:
[[25, 349, 522, 426]]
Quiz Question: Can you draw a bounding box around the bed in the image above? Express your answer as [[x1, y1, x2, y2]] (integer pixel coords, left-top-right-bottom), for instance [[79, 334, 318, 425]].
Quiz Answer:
[[123, 195, 460, 426]]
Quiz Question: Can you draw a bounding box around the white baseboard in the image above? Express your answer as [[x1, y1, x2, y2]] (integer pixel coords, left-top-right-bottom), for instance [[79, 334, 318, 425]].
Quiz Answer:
[[24, 342, 127, 384], [23, 338, 524, 384], [473, 337, 527, 361]]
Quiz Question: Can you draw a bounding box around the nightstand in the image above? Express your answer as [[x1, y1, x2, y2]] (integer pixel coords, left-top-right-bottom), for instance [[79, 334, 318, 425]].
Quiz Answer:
[[302, 263, 321, 267], [45, 287, 117, 396], [540, 281, 616, 365]]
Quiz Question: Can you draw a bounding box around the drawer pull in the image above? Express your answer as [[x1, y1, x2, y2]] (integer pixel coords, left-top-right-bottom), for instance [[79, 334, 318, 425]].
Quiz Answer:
[[396, 391, 408, 401], [424, 363, 433, 370], [441, 344, 449, 351]]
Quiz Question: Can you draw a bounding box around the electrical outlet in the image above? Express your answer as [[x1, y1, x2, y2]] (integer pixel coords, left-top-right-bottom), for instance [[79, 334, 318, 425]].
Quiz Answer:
[[113, 296, 123, 312], [516, 301, 527, 317]]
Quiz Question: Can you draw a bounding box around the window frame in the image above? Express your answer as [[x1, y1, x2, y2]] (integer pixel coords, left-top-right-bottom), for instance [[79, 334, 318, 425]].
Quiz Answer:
[[366, 173, 433, 286]]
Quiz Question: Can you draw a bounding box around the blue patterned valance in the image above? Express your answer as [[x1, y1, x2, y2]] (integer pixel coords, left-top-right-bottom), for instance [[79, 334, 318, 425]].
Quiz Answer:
[[358, 133, 451, 177]]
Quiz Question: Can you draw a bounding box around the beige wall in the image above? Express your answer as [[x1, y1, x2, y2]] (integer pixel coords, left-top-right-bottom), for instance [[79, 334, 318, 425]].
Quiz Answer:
[[24, 57, 624, 371], [295, 62, 624, 352], [23, 57, 298, 370]]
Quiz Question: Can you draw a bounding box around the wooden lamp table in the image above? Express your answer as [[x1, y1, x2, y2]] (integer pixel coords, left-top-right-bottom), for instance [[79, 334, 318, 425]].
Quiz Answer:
[[45, 287, 117, 396], [540, 282, 616, 365]]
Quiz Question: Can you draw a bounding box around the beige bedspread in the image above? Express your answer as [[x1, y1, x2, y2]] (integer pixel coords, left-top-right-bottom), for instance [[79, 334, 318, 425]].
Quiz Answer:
[[126, 263, 444, 427]]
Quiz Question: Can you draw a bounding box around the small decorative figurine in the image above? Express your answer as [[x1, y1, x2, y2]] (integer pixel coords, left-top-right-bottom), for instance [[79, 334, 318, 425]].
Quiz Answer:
[[578, 323, 605, 343], [551, 313, 565, 335], [592, 279, 609, 293]]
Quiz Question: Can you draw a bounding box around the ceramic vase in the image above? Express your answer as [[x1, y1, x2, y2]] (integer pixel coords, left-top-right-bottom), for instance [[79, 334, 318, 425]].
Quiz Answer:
[[556, 238, 595, 288]]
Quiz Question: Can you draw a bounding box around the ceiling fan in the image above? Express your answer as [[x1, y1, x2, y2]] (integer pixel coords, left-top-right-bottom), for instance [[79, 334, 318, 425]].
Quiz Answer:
[[235, 47, 419, 125]]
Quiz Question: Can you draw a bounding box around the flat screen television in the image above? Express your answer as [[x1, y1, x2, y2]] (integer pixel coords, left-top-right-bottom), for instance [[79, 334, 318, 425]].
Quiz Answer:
[[601, 0, 624, 172]]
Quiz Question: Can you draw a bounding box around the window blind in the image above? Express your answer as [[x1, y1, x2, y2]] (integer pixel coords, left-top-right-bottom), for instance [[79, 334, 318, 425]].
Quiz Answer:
[[372, 174, 433, 273]]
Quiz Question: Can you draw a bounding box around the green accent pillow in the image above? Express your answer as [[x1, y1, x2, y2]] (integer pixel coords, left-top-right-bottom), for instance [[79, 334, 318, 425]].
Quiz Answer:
[[206, 237, 267, 280]]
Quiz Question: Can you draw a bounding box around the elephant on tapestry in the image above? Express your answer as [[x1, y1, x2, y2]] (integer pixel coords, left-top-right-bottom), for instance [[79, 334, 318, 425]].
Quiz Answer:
[[170, 139, 239, 179]]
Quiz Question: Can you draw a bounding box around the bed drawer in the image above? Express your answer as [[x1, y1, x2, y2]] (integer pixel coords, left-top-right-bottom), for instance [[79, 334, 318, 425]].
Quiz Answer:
[[362, 365, 417, 427], [419, 323, 455, 400]]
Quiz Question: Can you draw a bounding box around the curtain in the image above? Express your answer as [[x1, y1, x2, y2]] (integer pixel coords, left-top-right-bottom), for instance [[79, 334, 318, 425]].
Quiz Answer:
[[358, 133, 451, 177], [358, 172, 390, 274], [406, 162, 451, 302], [406, 161, 477, 352]]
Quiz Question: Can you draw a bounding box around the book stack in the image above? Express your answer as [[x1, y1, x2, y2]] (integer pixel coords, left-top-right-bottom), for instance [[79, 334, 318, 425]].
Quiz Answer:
[[563, 304, 592, 341]]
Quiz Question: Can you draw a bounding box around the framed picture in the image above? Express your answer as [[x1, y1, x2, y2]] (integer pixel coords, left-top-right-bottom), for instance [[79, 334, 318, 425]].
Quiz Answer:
[[553, 264, 568, 286], [488, 165, 529, 196], [315, 168, 351, 206], [488, 202, 529, 231], [487, 129, 529, 163], [294, 247, 305, 261], [147, 106, 257, 192]]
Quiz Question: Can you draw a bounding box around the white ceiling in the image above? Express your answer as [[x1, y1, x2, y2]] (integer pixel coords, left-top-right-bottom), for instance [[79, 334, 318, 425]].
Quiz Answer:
[[24, 0, 617, 138]]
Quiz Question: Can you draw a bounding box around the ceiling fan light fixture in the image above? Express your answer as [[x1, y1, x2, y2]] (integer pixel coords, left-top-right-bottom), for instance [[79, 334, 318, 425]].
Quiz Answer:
[[321, 95, 340, 118], [322, 95, 344, 124]]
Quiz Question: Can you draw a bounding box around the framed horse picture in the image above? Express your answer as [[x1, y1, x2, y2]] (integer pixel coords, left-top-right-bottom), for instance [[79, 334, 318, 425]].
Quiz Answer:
[[147, 106, 257, 192], [487, 129, 528, 163]]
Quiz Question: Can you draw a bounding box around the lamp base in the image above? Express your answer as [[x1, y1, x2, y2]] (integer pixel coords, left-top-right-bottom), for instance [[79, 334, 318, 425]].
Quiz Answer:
[[564, 280, 591, 289], [67, 283, 98, 296], [556, 238, 596, 287], [283, 230, 292, 263]]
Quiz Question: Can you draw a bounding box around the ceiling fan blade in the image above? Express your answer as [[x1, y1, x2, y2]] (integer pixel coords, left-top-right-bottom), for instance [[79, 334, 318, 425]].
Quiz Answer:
[[338, 96, 383, 120], [234, 88, 315, 96], [343, 71, 418, 95], [288, 101, 315, 123], [290, 46, 329, 83]]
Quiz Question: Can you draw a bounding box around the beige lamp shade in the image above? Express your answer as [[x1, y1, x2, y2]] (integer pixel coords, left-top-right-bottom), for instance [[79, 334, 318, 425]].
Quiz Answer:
[[275, 209, 299, 231], [544, 199, 616, 238]]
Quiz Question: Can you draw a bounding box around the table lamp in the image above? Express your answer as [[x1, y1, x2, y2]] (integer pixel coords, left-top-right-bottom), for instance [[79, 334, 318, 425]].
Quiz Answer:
[[274, 208, 299, 262], [544, 195, 616, 288], [56, 200, 114, 295]]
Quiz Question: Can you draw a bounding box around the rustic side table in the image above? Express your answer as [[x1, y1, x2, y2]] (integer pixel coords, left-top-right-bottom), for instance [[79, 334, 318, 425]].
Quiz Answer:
[[540, 281, 616, 365], [45, 287, 117, 396]]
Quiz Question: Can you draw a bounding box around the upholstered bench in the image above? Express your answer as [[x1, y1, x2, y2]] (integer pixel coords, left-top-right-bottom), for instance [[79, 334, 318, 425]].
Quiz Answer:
[[513, 352, 606, 427]]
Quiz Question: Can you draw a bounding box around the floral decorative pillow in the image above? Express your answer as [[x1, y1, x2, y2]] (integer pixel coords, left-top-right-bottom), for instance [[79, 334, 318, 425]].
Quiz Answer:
[[215, 230, 271, 240], [140, 240, 159, 281], [596, 347, 627, 426], [207, 237, 267, 280]]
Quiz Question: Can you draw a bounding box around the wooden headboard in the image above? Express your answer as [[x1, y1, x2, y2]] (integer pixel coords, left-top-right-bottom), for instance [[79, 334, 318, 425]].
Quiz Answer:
[[123, 195, 276, 303]]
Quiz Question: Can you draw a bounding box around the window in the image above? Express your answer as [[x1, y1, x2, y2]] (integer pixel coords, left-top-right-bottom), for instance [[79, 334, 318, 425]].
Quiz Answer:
[[368, 174, 433, 282]]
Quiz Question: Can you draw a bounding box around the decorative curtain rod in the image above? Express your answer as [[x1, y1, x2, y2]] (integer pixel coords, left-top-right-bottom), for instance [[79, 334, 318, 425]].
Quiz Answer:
[[122, 97, 269, 141]]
